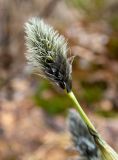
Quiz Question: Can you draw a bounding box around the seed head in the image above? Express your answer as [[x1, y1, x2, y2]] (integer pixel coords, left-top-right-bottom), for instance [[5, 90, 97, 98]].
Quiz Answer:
[[25, 17, 73, 92]]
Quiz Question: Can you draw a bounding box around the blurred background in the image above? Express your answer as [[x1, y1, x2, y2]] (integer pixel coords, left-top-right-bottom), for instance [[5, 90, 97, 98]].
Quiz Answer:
[[0, 0, 118, 159]]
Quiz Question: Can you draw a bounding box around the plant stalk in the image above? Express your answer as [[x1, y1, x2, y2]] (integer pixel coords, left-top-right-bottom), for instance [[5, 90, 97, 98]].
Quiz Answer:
[[67, 91, 118, 160], [67, 91, 96, 132]]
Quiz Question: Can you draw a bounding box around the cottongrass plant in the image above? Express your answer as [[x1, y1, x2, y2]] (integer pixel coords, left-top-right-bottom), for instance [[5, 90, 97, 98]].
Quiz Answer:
[[24, 17, 118, 160]]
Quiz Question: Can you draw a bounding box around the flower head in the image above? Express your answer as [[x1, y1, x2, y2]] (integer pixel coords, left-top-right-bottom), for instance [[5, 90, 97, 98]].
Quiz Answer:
[[68, 109, 101, 160], [25, 17, 73, 92]]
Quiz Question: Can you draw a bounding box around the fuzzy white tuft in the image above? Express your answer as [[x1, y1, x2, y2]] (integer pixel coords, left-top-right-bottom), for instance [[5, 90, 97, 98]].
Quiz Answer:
[[25, 17, 68, 71], [24, 17, 72, 92]]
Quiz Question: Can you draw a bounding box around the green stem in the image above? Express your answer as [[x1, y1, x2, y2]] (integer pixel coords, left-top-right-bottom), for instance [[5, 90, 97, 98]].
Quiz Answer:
[[67, 91, 96, 132], [67, 91, 118, 160]]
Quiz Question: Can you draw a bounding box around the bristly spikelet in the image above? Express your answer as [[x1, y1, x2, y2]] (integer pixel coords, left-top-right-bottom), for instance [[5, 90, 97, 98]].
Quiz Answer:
[[25, 17, 73, 92], [68, 109, 101, 160]]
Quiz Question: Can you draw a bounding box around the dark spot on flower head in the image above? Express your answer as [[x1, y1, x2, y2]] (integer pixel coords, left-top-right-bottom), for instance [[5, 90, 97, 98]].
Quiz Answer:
[[43, 53, 72, 92]]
